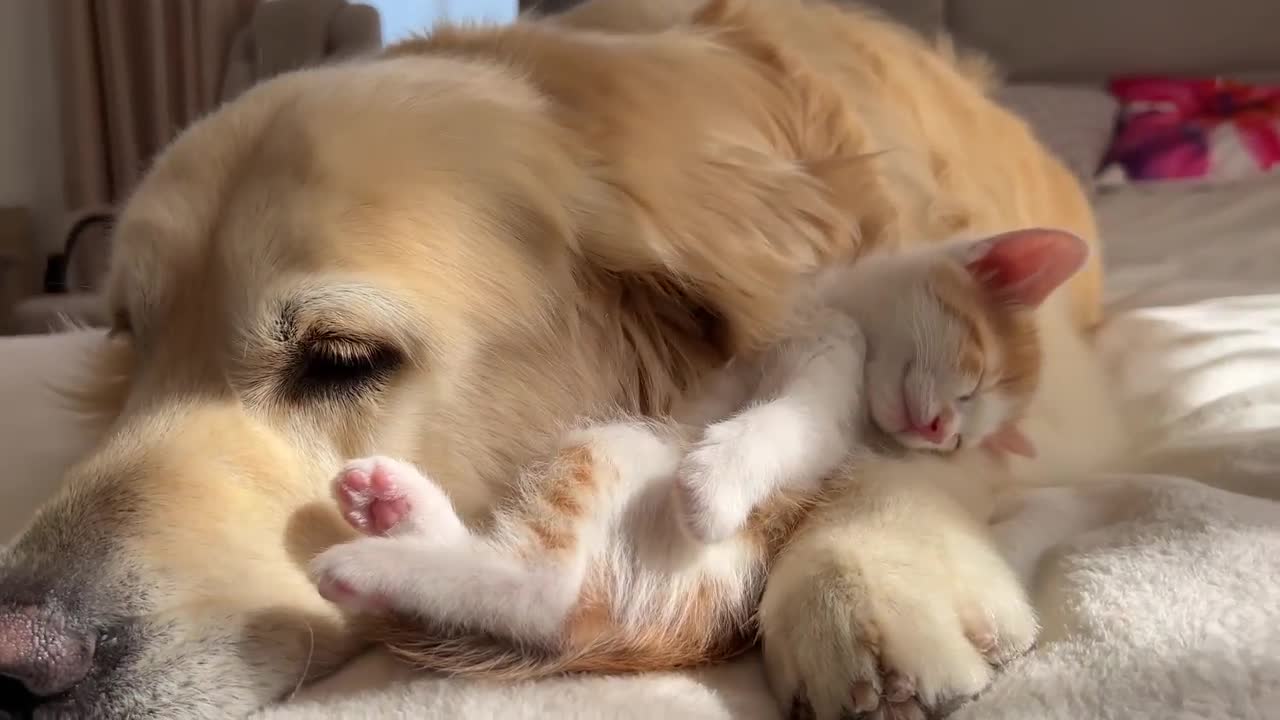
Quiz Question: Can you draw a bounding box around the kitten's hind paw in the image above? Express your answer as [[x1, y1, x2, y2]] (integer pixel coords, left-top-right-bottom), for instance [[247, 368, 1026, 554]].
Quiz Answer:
[[333, 456, 468, 543], [314, 570, 392, 614], [311, 537, 414, 614]]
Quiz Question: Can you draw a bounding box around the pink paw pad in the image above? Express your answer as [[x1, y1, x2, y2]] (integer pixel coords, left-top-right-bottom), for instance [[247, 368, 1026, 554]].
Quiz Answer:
[[315, 575, 390, 613], [335, 461, 413, 536]]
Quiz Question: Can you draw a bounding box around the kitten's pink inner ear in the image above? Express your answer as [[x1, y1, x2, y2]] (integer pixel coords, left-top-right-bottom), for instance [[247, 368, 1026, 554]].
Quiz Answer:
[[966, 228, 1089, 308]]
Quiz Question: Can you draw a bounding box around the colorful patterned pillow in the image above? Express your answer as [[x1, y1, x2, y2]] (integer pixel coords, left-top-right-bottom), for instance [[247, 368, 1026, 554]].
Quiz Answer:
[[1098, 76, 1280, 186]]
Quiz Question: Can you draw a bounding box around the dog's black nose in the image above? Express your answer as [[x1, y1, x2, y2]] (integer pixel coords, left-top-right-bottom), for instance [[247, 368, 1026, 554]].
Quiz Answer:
[[0, 605, 96, 697]]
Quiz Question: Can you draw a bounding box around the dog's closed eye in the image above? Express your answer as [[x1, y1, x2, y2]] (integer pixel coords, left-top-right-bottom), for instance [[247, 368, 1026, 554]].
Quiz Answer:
[[288, 334, 404, 399]]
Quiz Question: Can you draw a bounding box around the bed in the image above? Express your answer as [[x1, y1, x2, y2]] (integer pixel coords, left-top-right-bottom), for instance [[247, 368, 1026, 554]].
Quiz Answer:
[[2, 172, 1278, 718]]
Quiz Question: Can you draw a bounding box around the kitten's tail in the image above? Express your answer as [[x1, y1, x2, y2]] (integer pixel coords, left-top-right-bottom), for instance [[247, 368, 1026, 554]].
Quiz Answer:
[[375, 621, 753, 680]]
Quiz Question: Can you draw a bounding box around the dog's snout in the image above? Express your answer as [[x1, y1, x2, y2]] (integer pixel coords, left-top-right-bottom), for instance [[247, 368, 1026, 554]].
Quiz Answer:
[[0, 605, 96, 696]]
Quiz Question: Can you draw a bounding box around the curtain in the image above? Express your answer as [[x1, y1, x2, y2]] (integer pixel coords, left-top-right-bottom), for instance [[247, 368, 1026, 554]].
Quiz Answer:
[[51, 0, 260, 213]]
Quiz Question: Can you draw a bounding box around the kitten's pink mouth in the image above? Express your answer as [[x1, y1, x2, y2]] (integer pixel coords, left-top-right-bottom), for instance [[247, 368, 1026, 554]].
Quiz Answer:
[[901, 402, 953, 445]]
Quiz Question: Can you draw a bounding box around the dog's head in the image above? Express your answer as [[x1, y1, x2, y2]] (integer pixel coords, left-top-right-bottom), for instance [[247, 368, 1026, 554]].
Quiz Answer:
[[0, 55, 697, 718]]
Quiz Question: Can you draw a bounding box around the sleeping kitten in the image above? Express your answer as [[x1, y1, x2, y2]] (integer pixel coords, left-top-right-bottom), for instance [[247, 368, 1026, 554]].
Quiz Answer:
[[309, 228, 1087, 677], [672, 230, 1047, 542]]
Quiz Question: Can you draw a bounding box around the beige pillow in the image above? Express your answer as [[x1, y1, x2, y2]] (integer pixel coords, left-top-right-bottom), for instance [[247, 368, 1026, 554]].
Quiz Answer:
[[995, 84, 1119, 187]]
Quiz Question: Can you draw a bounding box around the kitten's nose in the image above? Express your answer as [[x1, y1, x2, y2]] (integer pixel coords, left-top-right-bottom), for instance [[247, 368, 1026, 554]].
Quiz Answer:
[[909, 407, 953, 444], [0, 604, 96, 696]]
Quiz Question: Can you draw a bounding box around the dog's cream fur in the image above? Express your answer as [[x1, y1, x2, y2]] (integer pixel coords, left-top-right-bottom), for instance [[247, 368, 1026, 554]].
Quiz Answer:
[[3, 1, 1119, 717]]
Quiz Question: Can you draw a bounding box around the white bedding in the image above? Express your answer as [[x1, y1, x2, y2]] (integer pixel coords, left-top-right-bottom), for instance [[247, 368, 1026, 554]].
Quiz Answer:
[[3, 179, 1280, 719]]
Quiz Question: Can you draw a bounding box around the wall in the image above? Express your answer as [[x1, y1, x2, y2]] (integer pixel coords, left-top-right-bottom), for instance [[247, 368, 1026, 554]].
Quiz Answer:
[[0, 1, 63, 253]]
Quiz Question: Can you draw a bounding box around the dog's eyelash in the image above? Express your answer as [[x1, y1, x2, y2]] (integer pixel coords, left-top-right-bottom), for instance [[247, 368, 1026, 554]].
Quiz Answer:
[[285, 335, 404, 400]]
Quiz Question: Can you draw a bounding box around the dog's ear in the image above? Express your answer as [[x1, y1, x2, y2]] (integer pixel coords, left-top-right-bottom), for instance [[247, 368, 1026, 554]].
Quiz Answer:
[[57, 335, 135, 426], [571, 141, 860, 358], [566, 83, 872, 356], [554, 0, 888, 360]]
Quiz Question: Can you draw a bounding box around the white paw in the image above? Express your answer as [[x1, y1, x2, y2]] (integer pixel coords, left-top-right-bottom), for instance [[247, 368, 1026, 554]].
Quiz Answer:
[[675, 422, 752, 540], [310, 537, 416, 614], [675, 418, 763, 543], [312, 536, 573, 642], [333, 455, 466, 542], [760, 528, 1038, 718]]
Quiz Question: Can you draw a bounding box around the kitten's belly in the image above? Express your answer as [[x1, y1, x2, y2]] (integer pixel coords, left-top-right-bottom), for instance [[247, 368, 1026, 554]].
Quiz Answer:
[[568, 478, 766, 663]]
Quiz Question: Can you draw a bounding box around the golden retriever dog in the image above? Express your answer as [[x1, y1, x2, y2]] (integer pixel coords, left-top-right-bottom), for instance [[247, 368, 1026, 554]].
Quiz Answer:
[[0, 0, 1104, 717]]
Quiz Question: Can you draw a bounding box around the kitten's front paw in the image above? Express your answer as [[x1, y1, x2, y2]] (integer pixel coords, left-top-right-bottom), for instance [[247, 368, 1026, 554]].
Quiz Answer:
[[675, 419, 762, 543], [759, 527, 1037, 719], [333, 456, 466, 542]]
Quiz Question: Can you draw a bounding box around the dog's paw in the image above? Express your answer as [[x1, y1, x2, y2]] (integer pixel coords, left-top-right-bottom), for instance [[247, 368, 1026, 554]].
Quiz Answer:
[[760, 531, 1037, 718], [675, 418, 763, 543], [333, 456, 466, 542]]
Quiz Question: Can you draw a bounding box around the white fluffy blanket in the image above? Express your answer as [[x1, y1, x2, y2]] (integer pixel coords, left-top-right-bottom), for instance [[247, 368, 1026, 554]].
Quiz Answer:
[[262, 474, 1280, 720]]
